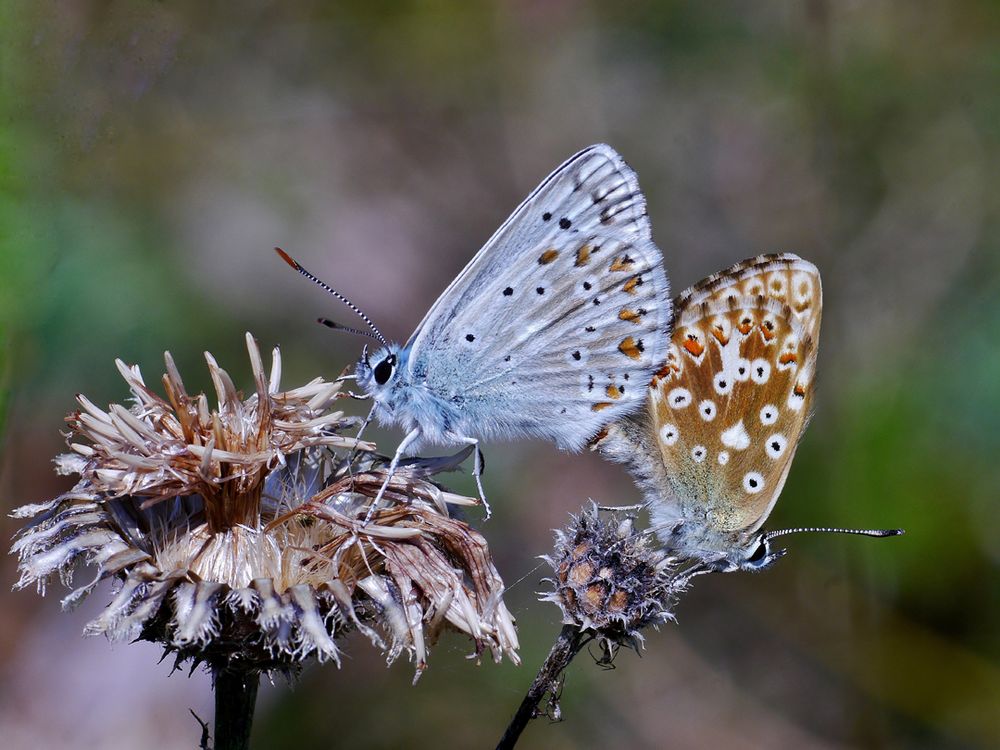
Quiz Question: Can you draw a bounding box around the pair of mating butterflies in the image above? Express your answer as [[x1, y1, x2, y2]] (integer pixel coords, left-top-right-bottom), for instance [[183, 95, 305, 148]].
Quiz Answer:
[[281, 144, 900, 573]]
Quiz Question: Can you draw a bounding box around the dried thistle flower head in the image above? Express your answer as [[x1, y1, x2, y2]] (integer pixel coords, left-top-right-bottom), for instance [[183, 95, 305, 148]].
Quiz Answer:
[[12, 333, 518, 678], [541, 504, 685, 653]]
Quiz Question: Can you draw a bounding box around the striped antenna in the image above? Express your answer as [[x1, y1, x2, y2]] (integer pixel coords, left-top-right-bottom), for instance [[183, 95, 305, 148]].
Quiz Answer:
[[765, 526, 904, 541], [317, 317, 382, 342], [275, 248, 387, 346]]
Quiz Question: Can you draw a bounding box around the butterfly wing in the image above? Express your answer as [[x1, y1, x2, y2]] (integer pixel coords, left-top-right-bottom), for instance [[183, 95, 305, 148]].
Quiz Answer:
[[675, 254, 821, 343], [404, 145, 671, 451], [599, 254, 821, 548], [407, 144, 652, 351]]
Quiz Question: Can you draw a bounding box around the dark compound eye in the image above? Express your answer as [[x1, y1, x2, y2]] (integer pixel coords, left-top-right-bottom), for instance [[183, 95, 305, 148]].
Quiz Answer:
[[748, 540, 768, 564], [373, 354, 396, 385]]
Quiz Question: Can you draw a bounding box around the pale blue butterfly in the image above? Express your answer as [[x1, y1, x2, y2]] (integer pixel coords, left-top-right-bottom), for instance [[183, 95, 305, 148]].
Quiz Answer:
[[279, 144, 672, 513]]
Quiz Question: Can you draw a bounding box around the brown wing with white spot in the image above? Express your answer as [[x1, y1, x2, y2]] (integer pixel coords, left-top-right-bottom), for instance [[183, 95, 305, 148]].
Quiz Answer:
[[676, 253, 821, 343], [649, 255, 821, 534]]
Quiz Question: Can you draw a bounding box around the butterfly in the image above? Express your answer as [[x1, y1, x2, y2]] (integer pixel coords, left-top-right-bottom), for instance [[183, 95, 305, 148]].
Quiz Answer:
[[279, 144, 672, 513], [594, 254, 902, 571]]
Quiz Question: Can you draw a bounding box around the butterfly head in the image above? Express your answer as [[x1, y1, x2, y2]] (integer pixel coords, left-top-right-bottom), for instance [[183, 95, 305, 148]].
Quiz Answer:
[[356, 343, 405, 399], [665, 525, 787, 573], [727, 533, 787, 572]]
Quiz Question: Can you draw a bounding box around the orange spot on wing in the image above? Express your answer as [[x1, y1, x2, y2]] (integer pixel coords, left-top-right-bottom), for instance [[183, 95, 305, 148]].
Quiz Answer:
[[793, 383, 806, 397], [618, 337, 642, 359], [737, 317, 754, 334], [538, 248, 559, 264], [606, 384, 623, 400], [575, 245, 592, 266], [619, 308, 643, 323], [779, 352, 798, 364], [683, 337, 704, 357], [761, 320, 777, 341], [651, 364, 673, 382], [587, 426, 610, 448], [711, 326, 729, 345], [609, 255, 635, 272], [623, 275, 641, 294], [591, 402, 613, 412]]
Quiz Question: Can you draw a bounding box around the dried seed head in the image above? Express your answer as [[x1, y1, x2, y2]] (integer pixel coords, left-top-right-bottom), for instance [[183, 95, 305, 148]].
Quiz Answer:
[[541, 504, 686, 651], [12, 334, 518, 678]]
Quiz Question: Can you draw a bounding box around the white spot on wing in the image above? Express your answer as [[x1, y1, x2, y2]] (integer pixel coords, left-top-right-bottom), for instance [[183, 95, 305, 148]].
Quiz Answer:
[[699, 400, 716, 421], [721, 420, 751, 450], [660, 424, 679, 446], [691, 445, 707, 463], [668, 388, 692, 408], [760, 405, 778, 425], [766, 433, 787, 459], [766, 273, 787, 297], [750, 358, 771, 384], [743, 471, 765, 494], [735, 358, 751, 382], [718, 450, 729, 465], [788, 387, 806, 411]]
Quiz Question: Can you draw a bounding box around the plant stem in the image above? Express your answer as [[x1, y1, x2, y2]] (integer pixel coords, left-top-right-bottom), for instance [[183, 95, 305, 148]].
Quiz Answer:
[[496, 624, 589, 750], [213, 667, 259, 750]]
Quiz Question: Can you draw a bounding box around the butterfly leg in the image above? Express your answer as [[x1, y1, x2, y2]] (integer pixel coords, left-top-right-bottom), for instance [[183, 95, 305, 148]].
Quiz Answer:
[[347, 403, 379, 481], [451, 435, 490, 519], [365, 426, 421, 523]]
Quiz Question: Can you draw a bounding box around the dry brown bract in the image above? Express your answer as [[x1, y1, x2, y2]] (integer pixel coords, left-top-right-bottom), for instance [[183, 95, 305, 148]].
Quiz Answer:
[[12, 333, 518, 678]]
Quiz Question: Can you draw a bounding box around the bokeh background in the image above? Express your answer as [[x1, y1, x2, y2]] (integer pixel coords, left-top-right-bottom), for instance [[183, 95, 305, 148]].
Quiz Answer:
[[1, 2, 998, 748]]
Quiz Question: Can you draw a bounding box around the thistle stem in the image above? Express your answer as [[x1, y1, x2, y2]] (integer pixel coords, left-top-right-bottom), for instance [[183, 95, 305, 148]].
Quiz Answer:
[[213, 668, 259, 750], [496, 624, 590, 750]]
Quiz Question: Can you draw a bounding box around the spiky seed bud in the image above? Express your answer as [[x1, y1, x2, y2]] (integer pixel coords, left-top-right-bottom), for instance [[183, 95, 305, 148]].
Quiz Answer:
[[541, 504, 686, 651]]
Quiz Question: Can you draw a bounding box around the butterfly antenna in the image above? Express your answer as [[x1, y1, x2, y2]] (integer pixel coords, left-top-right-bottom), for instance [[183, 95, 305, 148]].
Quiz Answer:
[[764, 526, 904, 541], [317, 317, 382, 342], [275, 247, 388, 346]]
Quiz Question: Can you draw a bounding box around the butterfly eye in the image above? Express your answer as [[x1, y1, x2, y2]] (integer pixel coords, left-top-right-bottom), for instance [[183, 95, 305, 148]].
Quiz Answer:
[[747, 539, 769, 564], [373, 355, 396, 385]]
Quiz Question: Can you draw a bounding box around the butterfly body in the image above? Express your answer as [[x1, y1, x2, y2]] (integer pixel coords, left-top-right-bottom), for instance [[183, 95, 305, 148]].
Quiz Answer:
[[597, 254, 824, 570]]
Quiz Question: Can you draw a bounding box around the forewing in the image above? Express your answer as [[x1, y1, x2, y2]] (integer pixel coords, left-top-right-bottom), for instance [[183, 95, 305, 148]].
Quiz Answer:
[[649, 255, 821, 534], [407, 144, 651, 354]]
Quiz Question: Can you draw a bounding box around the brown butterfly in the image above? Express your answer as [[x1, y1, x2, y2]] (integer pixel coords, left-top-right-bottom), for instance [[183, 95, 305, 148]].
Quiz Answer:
[[595, 254, 902, 572]]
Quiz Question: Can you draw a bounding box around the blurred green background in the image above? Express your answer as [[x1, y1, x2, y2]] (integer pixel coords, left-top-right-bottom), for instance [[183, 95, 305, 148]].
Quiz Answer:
[[1, 2, 998, 748]]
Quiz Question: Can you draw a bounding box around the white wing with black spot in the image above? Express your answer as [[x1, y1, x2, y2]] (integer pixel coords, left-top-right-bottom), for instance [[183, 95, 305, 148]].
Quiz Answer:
[[404, 145, 671, 451], [407, 144, 652, 353]]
